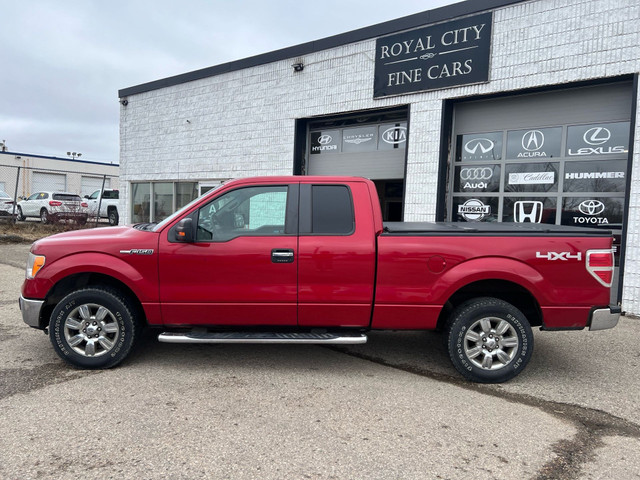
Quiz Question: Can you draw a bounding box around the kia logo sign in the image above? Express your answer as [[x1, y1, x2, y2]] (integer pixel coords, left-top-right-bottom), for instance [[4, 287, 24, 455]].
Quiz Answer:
[[382, 126, 407, 144], [578, 200, 605, 215], [464, 138, 494, 155], [318, 135, 333, 145], [583, 127, 611, 146], [522, 130, 544, 151]]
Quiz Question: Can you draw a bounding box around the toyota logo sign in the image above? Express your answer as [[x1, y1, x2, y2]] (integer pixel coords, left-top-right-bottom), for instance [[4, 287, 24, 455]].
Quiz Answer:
[[578, 199, 605, 216]]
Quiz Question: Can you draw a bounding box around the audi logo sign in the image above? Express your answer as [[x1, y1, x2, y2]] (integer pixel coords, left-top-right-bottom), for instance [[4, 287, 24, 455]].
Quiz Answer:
[[460, 167, 492, 181]]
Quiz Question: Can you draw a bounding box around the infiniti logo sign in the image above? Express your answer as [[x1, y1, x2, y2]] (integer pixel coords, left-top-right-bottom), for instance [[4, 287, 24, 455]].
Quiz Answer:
[[464, 138, 494, 155], [583, 127, 611, 146]]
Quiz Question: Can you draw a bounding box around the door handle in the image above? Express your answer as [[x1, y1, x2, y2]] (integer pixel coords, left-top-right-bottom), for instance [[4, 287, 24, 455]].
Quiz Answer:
[[271, 249, 294, 263]]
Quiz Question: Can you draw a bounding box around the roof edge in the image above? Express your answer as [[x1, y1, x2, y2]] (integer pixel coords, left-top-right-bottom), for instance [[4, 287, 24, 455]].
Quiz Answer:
[[118, 0, 525, 98], [0, 151, 119, 167]]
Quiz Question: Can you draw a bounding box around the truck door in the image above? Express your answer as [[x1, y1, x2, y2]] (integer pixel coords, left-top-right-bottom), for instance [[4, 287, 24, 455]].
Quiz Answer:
[[297, 181, 377, 327], [158, 183, 299, 326]]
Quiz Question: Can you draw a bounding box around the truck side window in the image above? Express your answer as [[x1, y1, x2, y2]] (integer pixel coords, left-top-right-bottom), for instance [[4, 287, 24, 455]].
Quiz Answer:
[[311, 185, 354, 234], [196, 186, 288, 241]]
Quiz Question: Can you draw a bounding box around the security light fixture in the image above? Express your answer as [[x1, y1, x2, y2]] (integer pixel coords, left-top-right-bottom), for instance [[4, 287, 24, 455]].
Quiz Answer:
[[292, 62, 304, 72]]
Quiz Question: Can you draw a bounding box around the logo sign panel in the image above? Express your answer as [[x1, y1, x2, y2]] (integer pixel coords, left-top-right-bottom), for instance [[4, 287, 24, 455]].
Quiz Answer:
[[506, 127, 562, 159], [374, 12, 492, 98], [457, 132, 502, 162], [454, 197, 498, 222], [563, 159, 627, 193], [566, 122, 630, 157], [378, 123, 408, 150], [561, 197, 624, 227], [310, 130, 340, 155], [342, 126, 377, 153], [454, 165, 500, 192], [513, 201, 543, 223], [502, 197, 556, 224]]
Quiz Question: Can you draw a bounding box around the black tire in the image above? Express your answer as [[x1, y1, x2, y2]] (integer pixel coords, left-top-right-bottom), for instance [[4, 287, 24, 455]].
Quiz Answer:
[[446, 297, 534, 383], [108, 207, 119, 226], [78, 215, 88, 226], [49, 287, 140, 369], [17, 206, 25, 221], [40, 208, 49, 224]]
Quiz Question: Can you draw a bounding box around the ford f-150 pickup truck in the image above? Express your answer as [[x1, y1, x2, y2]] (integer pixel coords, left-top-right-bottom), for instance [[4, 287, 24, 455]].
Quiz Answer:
[[19, 176, 620, 382]]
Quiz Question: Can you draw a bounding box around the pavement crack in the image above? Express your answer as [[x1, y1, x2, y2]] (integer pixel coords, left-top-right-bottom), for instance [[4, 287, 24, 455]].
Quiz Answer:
[[329, 346, 640, 480]]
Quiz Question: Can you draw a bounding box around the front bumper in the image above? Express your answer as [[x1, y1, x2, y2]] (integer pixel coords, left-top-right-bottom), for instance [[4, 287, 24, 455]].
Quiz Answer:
[[588, 305, 621, 331], [19, 295, 45, 329]]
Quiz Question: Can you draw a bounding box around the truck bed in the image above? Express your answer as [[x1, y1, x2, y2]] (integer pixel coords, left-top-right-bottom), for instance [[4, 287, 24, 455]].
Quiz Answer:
[[382, 222, 613, 236]]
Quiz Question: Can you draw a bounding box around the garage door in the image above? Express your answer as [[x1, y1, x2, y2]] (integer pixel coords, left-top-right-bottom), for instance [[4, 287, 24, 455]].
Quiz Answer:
[[32, 172, 66, 193], [81, 176, 110, 197]]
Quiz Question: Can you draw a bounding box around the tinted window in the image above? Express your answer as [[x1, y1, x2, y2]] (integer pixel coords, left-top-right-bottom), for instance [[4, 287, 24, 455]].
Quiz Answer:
[[311, 185, 354, 234], [53, 194, 81, 202], [103, 190, 119, 199]]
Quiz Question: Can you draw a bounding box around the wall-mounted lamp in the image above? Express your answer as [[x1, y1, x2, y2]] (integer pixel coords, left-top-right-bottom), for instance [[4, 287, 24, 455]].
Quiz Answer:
[[292, 62, 304, 72], [120, 99, 129, 106], [67, 151, 82, 160]]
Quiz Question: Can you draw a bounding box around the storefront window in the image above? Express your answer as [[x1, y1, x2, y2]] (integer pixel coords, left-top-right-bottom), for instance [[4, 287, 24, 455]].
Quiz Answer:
[[131, 183, 150, 223], [176, 182, 198, 209], [131, 181, 201, 223]]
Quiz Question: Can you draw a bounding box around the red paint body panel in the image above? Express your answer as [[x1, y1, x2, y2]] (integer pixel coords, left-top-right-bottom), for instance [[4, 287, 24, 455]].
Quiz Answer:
[[22, 176, 615, 333]]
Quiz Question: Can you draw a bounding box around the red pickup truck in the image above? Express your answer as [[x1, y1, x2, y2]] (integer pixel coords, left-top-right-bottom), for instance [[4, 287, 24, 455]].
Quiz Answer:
[[19, 176, 620, 382]]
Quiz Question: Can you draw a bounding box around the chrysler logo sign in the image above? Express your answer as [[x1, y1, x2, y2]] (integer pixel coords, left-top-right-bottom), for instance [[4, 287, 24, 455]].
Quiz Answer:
[[464, 138, 494, 155], [522, 130, 544, 151], [583, 127, 611, 146], [578, 199, 605, 215]]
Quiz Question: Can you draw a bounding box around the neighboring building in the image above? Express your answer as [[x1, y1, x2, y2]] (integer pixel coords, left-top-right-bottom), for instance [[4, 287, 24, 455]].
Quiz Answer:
[[0, 151, 119, 198], [118, 0, 639, 312]]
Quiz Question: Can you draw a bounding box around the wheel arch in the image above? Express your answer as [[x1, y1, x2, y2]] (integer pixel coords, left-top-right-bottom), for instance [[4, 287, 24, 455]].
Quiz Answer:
[[40, 273, 146, 330], [436, 279, 543, 331]]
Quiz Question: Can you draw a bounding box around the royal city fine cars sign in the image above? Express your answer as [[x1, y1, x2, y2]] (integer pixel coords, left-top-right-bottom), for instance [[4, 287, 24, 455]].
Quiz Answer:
[[374, 12, 492, 98]]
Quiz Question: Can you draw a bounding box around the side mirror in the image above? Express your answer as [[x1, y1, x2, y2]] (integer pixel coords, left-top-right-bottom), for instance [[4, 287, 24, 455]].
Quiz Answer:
[[84, 195, 90, 199], [175, 218, 194, 242]]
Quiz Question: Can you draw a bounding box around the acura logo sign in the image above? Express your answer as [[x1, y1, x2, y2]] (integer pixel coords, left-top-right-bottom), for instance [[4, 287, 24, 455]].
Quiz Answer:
[[583, 127, 611, 146], [464, 138, 494, 155], [578, 199, 605, 216], [522, 130, 544, 151]]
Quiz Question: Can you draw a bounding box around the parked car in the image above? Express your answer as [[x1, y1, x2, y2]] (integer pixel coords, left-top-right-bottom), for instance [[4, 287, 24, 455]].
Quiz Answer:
[[85, 189, 119, 225], [0, 190, 16, 220], [19, 176, 619, 383], [17, 192, 88, 224]]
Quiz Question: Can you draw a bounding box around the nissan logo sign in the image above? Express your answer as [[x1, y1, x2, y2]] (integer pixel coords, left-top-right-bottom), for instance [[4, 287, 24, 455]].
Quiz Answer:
[[317, 134, 333, 145], [464, 138, 495, 155], [583, 127, 611, 146], [460, 167, 493, 180], [578, 199, 605, 216], [521, 130, 544, 151]]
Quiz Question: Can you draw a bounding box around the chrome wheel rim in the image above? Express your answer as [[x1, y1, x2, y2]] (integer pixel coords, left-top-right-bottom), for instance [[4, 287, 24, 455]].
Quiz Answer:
[[63, 303, 120, 357], [463, 317, 519, 370]]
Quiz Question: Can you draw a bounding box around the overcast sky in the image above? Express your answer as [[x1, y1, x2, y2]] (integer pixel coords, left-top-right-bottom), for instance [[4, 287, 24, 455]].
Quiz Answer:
[[1, 0, 459, 163]]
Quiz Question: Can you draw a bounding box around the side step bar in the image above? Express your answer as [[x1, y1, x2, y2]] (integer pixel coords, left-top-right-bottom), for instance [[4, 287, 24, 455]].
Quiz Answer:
[[158, 331, 367, 345]]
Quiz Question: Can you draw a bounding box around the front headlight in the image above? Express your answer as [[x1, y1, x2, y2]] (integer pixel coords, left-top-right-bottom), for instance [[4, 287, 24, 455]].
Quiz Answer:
[[26, 252, 46, 279]]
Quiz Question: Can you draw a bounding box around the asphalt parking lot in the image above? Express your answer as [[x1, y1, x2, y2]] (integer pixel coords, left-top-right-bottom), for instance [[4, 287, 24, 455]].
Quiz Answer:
[[1, 242, 639, 479]]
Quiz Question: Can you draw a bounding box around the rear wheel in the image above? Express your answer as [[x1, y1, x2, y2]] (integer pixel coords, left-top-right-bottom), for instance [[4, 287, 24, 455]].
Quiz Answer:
[[16, 206, 25, 221], [49, 287, 140, 369], [108, 207, 119, 226], [446, 297, 534, 383], [40, 208, 49, 224]]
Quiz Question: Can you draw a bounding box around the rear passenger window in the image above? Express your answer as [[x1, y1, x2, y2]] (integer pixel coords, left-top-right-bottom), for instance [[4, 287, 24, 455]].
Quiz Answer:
[[312, 185, 354, 234]]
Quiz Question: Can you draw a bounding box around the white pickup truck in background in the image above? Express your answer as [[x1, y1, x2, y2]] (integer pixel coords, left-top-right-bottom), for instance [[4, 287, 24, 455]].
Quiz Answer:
[[85, 189, 119, 225]]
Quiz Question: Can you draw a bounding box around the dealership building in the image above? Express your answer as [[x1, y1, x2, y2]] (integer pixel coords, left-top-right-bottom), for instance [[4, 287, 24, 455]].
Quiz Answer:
[[118, 0, 640, 313]]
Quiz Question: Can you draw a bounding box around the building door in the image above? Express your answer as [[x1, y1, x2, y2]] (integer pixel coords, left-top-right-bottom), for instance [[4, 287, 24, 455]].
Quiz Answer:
[[447, 81, 634, 303], [32, 171, 66, 193], [301, 108, 408, 221]]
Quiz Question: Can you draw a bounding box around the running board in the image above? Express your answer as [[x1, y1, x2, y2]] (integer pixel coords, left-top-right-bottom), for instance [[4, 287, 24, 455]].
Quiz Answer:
[[158, 331, 367, 345]]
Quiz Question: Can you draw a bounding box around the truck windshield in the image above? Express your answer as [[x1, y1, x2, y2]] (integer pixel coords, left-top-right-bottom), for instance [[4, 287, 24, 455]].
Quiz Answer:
[[152, 184, 224, 232]]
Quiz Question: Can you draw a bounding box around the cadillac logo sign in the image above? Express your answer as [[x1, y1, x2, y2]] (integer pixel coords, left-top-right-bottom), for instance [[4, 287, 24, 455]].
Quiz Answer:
[[374, 12, 492, 98]]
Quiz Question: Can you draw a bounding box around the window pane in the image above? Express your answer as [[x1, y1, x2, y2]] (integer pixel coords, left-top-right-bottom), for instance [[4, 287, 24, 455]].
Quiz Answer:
[[312, 185, 354, 234], [153, 182, 173, 222], [197, 186, 288, 241], [176, 182, 198, 209], [131, 183, 150, 223]]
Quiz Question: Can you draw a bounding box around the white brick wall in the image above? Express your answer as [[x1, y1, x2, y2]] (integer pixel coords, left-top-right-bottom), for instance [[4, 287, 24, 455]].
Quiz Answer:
[[120, 0, 640, 312]]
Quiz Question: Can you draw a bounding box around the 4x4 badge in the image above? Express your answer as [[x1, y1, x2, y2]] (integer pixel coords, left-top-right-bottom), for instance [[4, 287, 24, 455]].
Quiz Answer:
[[536, 251, 582, 261]]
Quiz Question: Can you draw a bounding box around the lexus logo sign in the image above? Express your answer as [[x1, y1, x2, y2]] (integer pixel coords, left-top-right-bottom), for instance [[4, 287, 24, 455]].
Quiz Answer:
[[464, 138, 494, 155], [578, 199, 605, 216], [583, 127, 611, 146], [522, 130, 544, 151]]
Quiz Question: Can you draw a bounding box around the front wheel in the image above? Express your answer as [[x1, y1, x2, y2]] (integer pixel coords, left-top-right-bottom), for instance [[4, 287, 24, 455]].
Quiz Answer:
[[49, 287, 140, 369], [446, 297, 534, 383], [40, 208, 49, 224], [17, 206, 25, 221]]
